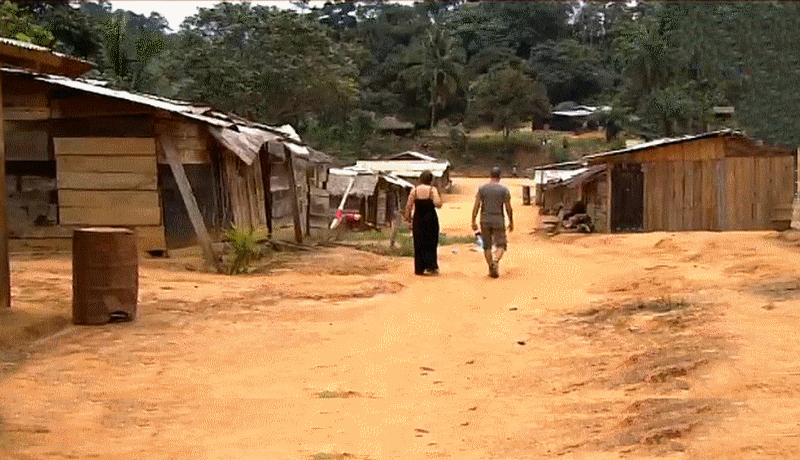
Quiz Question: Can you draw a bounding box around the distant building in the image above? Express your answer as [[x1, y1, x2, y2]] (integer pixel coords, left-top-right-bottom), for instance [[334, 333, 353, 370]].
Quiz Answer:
[[582, 130, 796, 232], [546, 104, 611, 132], [354, 158, 452, 193], [326, 167, 413, 229], [377, 116, 415, 137]]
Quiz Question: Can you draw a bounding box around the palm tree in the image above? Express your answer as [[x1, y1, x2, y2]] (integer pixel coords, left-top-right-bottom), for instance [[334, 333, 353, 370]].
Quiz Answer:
[[402, 26, 466, 130]]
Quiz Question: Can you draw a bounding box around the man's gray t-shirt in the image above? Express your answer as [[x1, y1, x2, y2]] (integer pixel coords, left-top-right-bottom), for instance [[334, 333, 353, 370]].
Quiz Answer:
[[477, 182, 510, 225]]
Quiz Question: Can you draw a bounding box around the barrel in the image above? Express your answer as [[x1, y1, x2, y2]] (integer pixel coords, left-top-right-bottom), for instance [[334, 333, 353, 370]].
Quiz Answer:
[[72, 227, 138, 325], [522, 185, 531, 206]]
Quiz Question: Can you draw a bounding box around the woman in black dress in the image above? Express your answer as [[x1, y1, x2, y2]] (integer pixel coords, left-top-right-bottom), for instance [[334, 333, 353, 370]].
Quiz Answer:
[[405, 170, 443, 275]]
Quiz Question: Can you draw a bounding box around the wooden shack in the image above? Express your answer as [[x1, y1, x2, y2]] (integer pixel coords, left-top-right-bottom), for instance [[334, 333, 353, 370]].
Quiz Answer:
[[532, 161, 584, 209], [537, 165, 609, 229], [326, 168, 412, 229], [3, 67, 329, 253], [0, 38, 95, 310], [584, 130, 797, 232]]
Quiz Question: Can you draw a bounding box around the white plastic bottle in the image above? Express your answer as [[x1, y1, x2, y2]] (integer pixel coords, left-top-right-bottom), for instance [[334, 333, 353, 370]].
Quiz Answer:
[[474, 231, 484, 249]]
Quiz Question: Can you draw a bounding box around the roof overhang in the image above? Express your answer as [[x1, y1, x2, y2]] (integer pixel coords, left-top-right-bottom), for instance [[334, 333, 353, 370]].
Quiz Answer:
[[0, 38, 93, 77]]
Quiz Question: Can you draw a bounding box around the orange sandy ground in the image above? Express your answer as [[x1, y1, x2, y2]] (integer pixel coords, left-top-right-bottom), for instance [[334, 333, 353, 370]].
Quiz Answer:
[[2, 178, 800, 459]]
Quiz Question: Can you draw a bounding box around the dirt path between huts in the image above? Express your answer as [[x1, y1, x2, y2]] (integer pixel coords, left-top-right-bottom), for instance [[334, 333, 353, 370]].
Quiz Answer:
[[2, 178, 800, 459]]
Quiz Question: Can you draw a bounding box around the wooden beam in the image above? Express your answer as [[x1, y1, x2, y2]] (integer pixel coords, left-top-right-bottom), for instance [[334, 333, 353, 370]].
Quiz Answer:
[[53, 137, 156, 156], [161, 136, 222, 273], [0, 72, 8, 309]]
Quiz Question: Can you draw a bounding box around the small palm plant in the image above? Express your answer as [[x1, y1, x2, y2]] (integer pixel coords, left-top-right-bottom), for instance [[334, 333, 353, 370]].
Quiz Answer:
[[224, 225, 267, 275]]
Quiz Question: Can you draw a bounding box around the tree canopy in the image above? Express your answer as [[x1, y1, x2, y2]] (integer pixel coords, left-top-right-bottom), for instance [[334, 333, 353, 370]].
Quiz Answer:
[[6, 0, 800, 155]]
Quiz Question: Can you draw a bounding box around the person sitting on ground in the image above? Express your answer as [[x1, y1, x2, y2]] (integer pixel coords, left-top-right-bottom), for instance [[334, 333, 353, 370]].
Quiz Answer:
[[562, 200, 592, 230]]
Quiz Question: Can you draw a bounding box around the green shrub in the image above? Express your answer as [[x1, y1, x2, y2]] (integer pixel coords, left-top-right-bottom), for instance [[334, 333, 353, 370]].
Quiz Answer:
[[224, 226, 268, 275]]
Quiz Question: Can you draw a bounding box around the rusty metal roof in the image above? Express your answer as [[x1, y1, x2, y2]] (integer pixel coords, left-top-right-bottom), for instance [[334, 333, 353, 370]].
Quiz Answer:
[[2, 67, 320, 165]]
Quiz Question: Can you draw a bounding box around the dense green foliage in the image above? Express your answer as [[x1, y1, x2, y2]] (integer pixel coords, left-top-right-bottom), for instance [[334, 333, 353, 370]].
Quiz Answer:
[[4, 0, 800, 156]]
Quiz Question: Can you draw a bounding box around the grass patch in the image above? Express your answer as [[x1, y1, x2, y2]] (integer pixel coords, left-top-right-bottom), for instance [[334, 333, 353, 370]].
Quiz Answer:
[[439, 233, 474, 245], [317, 390, 360, 399], [351, 232, 473, 258], [340, 230, 389, 242]]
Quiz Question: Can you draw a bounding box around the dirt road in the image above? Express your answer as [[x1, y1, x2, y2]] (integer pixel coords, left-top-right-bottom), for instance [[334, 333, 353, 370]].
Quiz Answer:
[[2, 178, 800, 459]]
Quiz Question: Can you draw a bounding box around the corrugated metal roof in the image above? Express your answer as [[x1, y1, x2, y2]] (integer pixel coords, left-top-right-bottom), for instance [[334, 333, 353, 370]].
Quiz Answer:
[[532, 160, 585, 171], [209, 126, 281, 165], [552, 109, 595, 117], [354, 160, 450, 178], [3, 67, 231, 126], [328, 168, 413, 196], [380, 173, 414, 189], [327, 170, 379, 197], [542, 165, 607, 190], [383, 151, 440, 162], [2, 67, 323, 164], [535, 168, 588, 186], [584, 129, 742, 162]]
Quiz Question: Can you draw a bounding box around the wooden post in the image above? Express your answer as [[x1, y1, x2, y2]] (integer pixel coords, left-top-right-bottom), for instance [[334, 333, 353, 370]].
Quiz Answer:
[[258, 147, 273, 237], [305, 174, 312, 238], [161, 136, 222, 273], [605, 164, 613, 233], [793, 148, 800, 230], [0, 72, 8, 309], [281, 143, 303, 244]]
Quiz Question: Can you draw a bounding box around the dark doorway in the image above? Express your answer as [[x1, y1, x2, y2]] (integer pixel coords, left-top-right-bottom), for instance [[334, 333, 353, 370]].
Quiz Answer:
[[159, 164, 216, 249], [610, 163, 644, 232]]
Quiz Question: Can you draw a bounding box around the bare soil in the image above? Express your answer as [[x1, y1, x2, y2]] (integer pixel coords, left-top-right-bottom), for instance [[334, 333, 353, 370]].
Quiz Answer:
[[2, 178, 800, 459]]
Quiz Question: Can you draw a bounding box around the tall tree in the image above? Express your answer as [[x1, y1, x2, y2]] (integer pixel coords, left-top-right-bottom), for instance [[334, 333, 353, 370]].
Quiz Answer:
[[529, 38, 610, 104], [0, 1, 54, 45], [24, 1, 106, 59], [166, 3, 362, 126], [401, 26, 466, 129], [468, 63, 550, 140]]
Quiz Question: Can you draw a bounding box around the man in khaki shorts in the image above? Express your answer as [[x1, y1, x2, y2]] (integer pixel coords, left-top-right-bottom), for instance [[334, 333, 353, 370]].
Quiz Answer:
[[471, 166, 513, 278]]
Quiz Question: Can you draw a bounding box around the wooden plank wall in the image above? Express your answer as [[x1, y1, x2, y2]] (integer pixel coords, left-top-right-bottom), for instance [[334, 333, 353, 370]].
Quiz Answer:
[[719, 156, 793, 230], [634, 137, 794, 231], [309, 187, 330, 236], [222, 152, 268, 230], [53, 137, 166, 251], [639, 138, 727, 232], [154, 120, 211, 165], [268, 159, 310, 233]]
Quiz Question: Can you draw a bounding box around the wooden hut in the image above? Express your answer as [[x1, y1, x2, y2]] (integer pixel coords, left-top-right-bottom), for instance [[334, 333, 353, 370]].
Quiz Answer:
[[531, 161, 584, 209], [536, 165, 609, 228], [0, 38, 94, 310], [377, 116, 415, 137], [326, 168, 412, 229], [583, 130, 797, 232], [3, 67, 329, 254]]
